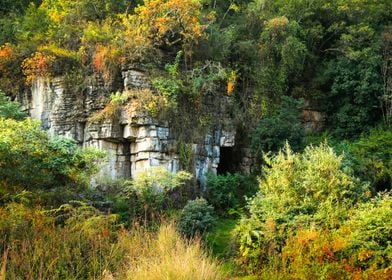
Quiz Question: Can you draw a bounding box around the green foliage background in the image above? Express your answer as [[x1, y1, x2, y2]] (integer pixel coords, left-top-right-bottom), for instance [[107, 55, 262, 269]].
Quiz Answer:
[[1, 0, 392, 279]]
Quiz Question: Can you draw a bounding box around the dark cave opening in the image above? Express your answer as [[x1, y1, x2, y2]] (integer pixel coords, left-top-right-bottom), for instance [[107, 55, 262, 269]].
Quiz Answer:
[[217, 147, 241, 175]]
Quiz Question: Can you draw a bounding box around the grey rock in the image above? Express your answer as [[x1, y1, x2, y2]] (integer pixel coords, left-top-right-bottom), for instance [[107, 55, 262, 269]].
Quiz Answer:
[[22, 70, 254, 185]]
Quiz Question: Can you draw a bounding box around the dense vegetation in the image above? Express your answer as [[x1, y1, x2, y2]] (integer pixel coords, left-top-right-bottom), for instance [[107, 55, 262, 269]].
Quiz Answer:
[[1, 0, 391, 279], [1, 0, 391, 137], [236, 143, 390, 278], [0, 93, 221, 279]]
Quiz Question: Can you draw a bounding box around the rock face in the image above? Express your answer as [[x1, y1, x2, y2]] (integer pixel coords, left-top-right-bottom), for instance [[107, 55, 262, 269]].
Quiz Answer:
[[303, 100, 326, 132], [20, 69, 248, 186]]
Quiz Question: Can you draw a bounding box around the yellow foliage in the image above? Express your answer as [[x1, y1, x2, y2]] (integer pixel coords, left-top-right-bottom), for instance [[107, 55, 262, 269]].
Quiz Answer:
[[0, 44, 13, 72], [125, 88, 172, 118], [136, 0, 209, 54], [38, 44, 78, 59], [227, 70, 237, 95], [0, 44, 12, 60], [92, 44, 121, 81], [266, 16, 290, 37], [358, 250, 374, 262], [22, 52, 55, 84], [122, 223, 224, 280], [90, 92, 130, 122], [267, 16, 289, 29]]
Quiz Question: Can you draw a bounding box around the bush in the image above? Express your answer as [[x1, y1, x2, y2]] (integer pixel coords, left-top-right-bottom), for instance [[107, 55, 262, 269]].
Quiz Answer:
[[178, 198, 215, 238], [64, 177, 144, 227], [251, 96, 304, 157], [0, 90, 26, 120], [272, 193, 392, 279], [236, 143, 369, 271], [205, 172, 257, 214], [304, 127, 392, 192], [341, 192, 392, 272], [124, 167, 192, 226], [348, 127, 392, 192], [0, 118, 104, 201]]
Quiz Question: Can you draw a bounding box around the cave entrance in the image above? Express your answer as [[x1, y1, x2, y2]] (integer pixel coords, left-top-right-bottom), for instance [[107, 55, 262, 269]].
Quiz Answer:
[[217, 147, 240, 175]]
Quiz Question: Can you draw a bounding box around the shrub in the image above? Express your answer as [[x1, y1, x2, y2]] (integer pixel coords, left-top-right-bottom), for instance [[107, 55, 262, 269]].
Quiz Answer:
[[178, 198, 215, 238], [341, 192, 392, 272], [205, 172, 257, 214], [236, 143, 369, 271], [151, 51, 183, 113], [21, 52, 54, 84], [325, 127, 392, 193], [86, 178, 144, 227], [268, 193, 392, 279], [0, 118, 104, 197], [135, 0, 207, 56], [89, 91, 129, 122], [348, 127, 392, 192], [251, 96, 304, 157], [0, 90, 26, 120], [124, 167, 192, 226]]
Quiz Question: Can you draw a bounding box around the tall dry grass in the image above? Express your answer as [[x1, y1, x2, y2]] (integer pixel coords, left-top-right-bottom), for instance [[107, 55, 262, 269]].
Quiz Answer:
[[120, 224, 224, 280], [0, 202, 128, 279], [0, 203, 224, 280]]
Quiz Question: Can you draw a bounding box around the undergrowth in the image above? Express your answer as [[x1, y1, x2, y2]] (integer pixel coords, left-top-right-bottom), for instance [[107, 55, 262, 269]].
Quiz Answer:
[[0, 202, 223, 280]]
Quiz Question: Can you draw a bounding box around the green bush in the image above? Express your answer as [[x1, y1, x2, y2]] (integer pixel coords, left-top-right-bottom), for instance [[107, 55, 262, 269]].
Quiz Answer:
[[110, 194, 143, 227], [236, 143, 369, 271], [151, 51, 183, 111], [273, 192, 392, 279], [304, 127, 392, 192], [0, 118, 104, 201], [341, 192, 392, 271], [251, 96, 304, 157], [124, 167, 192, 226], [0, 90, 26, 120], [178, 198, 215, 238], [348, 127, 392, 192], [205, 172, 257, 214]]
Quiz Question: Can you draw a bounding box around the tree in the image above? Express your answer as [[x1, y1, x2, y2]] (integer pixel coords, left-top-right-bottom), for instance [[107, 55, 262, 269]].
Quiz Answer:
[[257, 16, 307, 98], [251, 96, 304, 156], [236, 143, 368, 270], [0, 90, 26, 120], [381, 26, 392, 127], [0, 118, 104, 201], [135, 0, 208, 65]]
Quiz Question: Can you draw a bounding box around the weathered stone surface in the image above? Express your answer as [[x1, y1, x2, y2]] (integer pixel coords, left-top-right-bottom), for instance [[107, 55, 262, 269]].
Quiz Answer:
[[122, 69, 151, 90], [220, 130, 236, 147], [21, 69, 253, 185], [303, 100, 326, 132]]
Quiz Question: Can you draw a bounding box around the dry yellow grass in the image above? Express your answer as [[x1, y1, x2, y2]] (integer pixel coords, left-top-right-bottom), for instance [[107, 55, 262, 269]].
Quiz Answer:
[[120, 224, 224, 280], [1, 202, 224, 280]]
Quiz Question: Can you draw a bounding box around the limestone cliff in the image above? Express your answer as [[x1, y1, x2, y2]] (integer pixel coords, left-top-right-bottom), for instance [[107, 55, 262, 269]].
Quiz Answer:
[[19, 68, 252, 186]]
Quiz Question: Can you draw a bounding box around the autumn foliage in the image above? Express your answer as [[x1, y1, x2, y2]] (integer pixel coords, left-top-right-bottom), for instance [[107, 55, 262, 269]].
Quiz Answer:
[[92, 44, 120, 81], [136, 0, 208, 56], [22, 52, 54, 84], [0, 44, 12, 71]]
